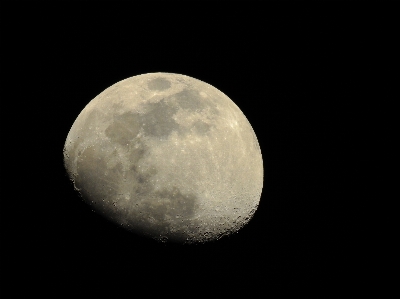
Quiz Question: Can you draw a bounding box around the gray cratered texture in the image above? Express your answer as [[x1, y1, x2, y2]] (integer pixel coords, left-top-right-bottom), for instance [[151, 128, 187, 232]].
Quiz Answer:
[[63, 73, 263, 243]]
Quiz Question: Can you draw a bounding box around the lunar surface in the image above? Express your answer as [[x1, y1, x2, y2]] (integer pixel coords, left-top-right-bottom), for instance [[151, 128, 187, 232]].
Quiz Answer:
[[63, 73, 263, 243]]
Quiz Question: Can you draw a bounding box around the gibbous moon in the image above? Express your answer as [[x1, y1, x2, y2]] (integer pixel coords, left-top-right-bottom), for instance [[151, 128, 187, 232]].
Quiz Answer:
[[64, 73, 263, 243]]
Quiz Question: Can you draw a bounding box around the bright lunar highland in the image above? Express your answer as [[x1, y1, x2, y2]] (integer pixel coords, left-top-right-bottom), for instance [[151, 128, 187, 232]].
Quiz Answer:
[[63, 73, 263, 243]]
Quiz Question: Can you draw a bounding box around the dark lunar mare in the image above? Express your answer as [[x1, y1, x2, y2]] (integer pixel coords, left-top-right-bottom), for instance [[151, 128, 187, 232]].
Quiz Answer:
[[147, 77, 171, 91], [102, 87, 219, 142]]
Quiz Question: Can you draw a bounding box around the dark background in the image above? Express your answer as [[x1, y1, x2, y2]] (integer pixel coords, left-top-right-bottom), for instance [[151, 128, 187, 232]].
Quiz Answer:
[[2, 2, 384, 297]]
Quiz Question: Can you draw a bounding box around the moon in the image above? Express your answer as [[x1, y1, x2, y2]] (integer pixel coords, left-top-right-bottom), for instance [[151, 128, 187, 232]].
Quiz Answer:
[[63, 73, 263, 243]]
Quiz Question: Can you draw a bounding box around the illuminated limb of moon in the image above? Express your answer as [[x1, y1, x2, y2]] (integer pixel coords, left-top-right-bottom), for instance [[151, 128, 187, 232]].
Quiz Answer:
[[64, 73, 263, 243]]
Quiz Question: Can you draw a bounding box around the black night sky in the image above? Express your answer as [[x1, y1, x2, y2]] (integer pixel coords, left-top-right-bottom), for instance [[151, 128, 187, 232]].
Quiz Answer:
[[2, 2, 386, 297]]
